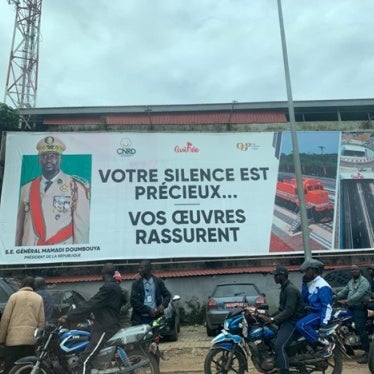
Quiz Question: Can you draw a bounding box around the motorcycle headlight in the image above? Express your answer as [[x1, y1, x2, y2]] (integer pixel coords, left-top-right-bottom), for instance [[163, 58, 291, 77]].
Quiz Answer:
[[34, 328, 44, 345], [34, 328, 43, 339], [145, 331, 154, 341]]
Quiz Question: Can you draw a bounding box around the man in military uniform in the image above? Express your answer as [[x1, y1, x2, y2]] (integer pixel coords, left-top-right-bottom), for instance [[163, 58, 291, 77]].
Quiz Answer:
[[15, 135, 90, 246]]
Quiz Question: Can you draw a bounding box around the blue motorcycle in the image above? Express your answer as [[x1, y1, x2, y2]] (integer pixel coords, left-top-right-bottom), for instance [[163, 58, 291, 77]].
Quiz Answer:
[[204, 306, 345, 374], [9, 321, 160, 374]]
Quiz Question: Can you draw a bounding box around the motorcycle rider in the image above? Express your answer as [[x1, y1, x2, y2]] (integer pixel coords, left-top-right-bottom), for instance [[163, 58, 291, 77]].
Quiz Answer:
[[336, 264, 371, 364], [295, 259, 335, 358], [261, 265, 305, 374], [69, 263, 124, 374]]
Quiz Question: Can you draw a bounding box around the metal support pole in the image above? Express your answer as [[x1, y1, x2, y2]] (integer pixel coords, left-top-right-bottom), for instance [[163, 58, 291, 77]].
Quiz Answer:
[[277, 0, 312, 260]]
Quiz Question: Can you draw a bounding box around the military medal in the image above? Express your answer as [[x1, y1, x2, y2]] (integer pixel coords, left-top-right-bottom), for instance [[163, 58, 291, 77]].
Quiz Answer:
[[60, 184, 68, 192]]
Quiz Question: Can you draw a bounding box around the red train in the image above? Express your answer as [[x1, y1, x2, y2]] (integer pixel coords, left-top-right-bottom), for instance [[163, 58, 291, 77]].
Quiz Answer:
[[275, 177, 333, 223]]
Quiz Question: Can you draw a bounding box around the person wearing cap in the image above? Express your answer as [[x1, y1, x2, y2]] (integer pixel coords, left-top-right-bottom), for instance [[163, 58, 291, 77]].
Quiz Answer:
[[261, 266, 305, 374], [295, 259, 335, 358], [68, 263, 125, 374], [336, 264, 371, 364], [15, 135, 90, 246]]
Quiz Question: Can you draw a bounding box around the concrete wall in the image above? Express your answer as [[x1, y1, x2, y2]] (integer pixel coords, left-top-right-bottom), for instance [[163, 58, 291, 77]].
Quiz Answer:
[[51, 271, 306, 315]]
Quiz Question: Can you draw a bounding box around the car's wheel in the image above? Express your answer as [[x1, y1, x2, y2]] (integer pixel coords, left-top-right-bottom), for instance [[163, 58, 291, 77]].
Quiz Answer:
[[369, 341, 374, 374], [168, 321, 179, 342], [206, 324, 216, 337]]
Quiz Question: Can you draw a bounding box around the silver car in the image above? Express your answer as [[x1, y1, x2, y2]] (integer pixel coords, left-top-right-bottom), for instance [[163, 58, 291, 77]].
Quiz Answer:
[[205, 282, 267, 336]]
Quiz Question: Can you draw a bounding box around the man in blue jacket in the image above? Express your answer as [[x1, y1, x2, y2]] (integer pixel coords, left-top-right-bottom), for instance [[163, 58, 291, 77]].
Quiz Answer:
[[295, 259, 334, 358]]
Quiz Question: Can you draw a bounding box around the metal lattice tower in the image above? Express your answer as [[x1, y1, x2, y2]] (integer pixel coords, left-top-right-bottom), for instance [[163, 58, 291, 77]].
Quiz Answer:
[[4, 0, 42, 109]]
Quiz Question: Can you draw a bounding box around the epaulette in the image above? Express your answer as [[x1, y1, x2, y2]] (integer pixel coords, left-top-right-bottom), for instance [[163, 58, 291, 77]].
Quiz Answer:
[[72, 175, 90, 200], [72, 174, 89, 187]]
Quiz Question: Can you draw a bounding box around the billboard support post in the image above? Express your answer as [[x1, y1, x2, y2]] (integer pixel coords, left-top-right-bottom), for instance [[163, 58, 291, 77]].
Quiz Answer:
[[277, 0, 312, 261]]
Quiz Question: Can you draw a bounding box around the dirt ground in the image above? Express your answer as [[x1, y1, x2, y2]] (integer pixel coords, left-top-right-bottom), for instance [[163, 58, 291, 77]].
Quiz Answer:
[[159, 325, 371, 374]]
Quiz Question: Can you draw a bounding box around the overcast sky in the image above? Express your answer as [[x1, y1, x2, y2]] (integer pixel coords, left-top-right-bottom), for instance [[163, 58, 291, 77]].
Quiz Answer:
[[1, 0, 374, 108]]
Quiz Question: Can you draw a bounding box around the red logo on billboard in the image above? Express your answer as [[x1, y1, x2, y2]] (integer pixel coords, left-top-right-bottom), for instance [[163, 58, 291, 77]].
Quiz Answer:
[[174, 142, 199, 153], [351, 172, 364, 179]]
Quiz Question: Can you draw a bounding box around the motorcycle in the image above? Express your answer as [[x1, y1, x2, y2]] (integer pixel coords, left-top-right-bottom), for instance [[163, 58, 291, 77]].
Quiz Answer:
[[333, 300, 374, 356], [204, 306, 345, 374], [148, 295, 181, 365], [9, 321, 160, 374], [366, 307, 374, 374], [157, 295, 180, 341]]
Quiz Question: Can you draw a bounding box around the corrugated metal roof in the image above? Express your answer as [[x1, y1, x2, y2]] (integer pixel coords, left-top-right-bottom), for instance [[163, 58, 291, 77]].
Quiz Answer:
[[44, 266, 276, 284], [44, 112, 286, 126], [44, 117, 103, 125], [105, 112, 286, 125], [44, 263, 343, 284]]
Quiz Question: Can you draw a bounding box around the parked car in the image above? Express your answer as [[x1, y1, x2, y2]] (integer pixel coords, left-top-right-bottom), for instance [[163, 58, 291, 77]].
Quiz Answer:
[[205, 282, 267, 336], [0, 277, 20, 319], [48, 289, 87, 322]]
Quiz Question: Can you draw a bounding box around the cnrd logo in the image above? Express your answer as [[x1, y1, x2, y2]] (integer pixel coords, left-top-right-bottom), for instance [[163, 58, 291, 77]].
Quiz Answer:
[[117, 138, 136, 157]]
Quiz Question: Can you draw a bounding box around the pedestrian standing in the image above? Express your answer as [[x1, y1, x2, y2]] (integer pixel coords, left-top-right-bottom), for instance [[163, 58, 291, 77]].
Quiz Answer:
[[0, 276, 44, 374], [34, 276, 54, 323], [130, 260, 171, 326]]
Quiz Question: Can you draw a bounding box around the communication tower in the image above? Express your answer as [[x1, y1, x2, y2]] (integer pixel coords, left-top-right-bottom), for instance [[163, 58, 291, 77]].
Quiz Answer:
[[4, 0, 42, 112]]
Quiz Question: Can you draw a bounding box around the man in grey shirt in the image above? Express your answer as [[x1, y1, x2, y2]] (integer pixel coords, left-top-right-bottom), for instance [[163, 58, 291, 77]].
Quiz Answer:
[[336, 265, 371, 364]]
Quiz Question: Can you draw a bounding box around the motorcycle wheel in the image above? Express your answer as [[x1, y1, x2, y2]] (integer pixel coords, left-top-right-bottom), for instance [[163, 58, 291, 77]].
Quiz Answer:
[[9, 363, 49, 374], [126, 348, 160, 374], [204, 347, 246, 374], [369, 341, 374, 374], [317, 346, 343, 374]]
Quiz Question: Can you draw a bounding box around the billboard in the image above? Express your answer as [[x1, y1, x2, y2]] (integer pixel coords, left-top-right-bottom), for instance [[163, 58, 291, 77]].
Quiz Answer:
[[0, 130, 373, 264]]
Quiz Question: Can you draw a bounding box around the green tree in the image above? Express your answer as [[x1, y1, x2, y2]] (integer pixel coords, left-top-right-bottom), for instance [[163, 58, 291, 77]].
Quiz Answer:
[[0, 103, 20, 131]]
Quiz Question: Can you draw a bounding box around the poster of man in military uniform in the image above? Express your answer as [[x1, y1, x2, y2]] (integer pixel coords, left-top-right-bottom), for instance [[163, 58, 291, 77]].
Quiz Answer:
[[15, 135, 91, 246]]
